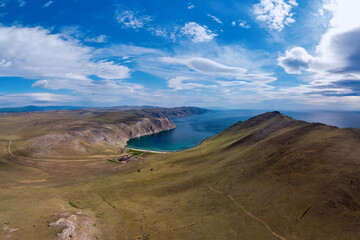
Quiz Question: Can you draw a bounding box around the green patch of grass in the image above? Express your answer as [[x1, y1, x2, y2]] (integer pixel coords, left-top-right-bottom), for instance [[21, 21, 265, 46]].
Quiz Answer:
[[69, 201, 82, 209], [127, 149, 145, 156]]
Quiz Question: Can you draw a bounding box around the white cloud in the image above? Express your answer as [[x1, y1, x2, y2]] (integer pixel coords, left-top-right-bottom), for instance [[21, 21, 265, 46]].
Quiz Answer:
[[162, 57, 247, 76], [0, 93, 76, 107], [279, 0, 360, 74], [114, 8, 169, 39], [43, 1, 53, 8], [147, 27, 167, 38], [0, 26, 129, 80], [96, 43, 278, 107], [216, 80, 247, 87], [0, 0, 26, 7], [232, 20, 250, 28], [161, 56, 276, 83], [115, 10, 152, 29], [167, 76, 212, 90], [239, 20, 250, 29], [187, 2, 195, 9], [0, 25, 155, 106], [85, 34, 107, 43], [207, 14, 223, 24], [181, 22, 217, 43], [0, 59, 12, 67], [32, 78, 144, 94], [278, 47, 313, 74], [278, 0, 360, 101], [253, 0, 298, 31]]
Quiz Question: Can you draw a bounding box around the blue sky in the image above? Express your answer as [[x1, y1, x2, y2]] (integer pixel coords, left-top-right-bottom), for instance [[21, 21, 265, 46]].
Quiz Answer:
[[0, 0, 359, 109]]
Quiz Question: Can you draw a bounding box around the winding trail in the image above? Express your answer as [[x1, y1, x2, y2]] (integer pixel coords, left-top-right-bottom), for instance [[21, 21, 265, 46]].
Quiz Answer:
[[207, 185, 288, 240]]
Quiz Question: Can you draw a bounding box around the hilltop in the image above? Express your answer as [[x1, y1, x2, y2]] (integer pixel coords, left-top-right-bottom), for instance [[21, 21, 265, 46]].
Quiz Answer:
[[1, 111, 360, 239]]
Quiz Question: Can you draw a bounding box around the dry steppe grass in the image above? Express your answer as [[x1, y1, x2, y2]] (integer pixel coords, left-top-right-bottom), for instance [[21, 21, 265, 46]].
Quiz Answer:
[[1, 111, 360, 239]]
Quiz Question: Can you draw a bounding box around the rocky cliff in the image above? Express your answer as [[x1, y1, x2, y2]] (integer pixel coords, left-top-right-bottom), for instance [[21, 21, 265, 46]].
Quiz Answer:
[[15, 107, 207, 157]]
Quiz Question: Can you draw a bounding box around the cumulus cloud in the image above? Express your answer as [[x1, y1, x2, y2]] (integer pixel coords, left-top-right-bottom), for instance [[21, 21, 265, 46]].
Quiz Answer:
[[187, 2, 195, 9], [207, 14, 223, 24], [232, 20, 250, 29], [239, 20, 250, 29], [115, 9, 152, 29], [278, 0, 360, 98], [181, 22, 217, 43], [278, 47, 313, 74], [0, 26, 129, 80], [253, 0, 298, 31], [0, 25, 140, 102]]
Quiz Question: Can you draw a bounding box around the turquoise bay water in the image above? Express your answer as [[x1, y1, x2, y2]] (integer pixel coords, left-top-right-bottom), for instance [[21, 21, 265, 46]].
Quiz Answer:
[[126, 109, 360, 152]]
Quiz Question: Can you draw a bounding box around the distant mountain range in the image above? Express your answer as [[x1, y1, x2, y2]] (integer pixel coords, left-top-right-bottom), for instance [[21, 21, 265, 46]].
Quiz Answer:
[[0, 105, 166, 113], [0, 105, 83, 113]]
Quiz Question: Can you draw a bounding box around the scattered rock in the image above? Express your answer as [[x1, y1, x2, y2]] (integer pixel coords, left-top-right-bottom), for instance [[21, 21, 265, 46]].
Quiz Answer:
[[49, 212, 99, 240], [1, 226, 18, 239]]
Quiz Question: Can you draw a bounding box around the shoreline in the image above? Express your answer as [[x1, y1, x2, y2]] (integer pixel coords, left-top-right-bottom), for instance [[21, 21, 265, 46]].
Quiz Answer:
[[126, 147, 174, 154]]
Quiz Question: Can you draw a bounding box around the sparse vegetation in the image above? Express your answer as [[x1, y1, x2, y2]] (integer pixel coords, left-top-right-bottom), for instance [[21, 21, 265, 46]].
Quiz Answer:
[[127, 149, 145, 156], [68, 201, 81, 209], [0, 110, 360, 239]]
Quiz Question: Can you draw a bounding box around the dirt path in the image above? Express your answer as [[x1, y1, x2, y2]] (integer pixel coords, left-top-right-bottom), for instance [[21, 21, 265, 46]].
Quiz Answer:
[[8, 139, 15, 157], [207, 185, 288, 240]]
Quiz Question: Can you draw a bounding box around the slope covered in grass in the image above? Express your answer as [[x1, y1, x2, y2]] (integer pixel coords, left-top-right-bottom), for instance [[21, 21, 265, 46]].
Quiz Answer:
[[1, 111, 360, 239]]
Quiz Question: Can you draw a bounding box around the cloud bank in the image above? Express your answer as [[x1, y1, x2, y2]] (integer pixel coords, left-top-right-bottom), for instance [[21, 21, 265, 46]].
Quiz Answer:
[[278, 0, 360, 98]]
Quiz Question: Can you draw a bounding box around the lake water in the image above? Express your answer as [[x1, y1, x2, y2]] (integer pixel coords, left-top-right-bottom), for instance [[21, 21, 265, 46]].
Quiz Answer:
[[126, 109, 360, 152]]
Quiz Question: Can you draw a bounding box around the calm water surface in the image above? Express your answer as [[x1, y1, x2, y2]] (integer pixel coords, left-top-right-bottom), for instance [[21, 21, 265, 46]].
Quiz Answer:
[[126, 110, 360, 152]]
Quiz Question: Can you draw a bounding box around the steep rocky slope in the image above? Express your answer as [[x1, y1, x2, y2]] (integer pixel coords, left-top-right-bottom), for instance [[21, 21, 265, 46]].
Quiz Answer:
[[0, 107, 208, 157], [23, 117, 175, 157]]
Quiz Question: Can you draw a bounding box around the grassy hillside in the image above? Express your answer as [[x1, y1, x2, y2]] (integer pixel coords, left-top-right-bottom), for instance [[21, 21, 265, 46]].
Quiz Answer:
[[1, 111, 360, 239]]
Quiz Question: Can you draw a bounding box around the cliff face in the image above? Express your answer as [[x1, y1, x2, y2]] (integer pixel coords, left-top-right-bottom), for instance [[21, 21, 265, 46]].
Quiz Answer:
[[22, 107, 208, 156], [3, 106, 208, 157], [22, 117, 175, 157]]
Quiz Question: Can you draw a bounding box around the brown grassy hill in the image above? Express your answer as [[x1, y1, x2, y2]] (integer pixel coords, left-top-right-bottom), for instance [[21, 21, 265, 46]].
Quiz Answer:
[[0, 111, 359, 239]]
